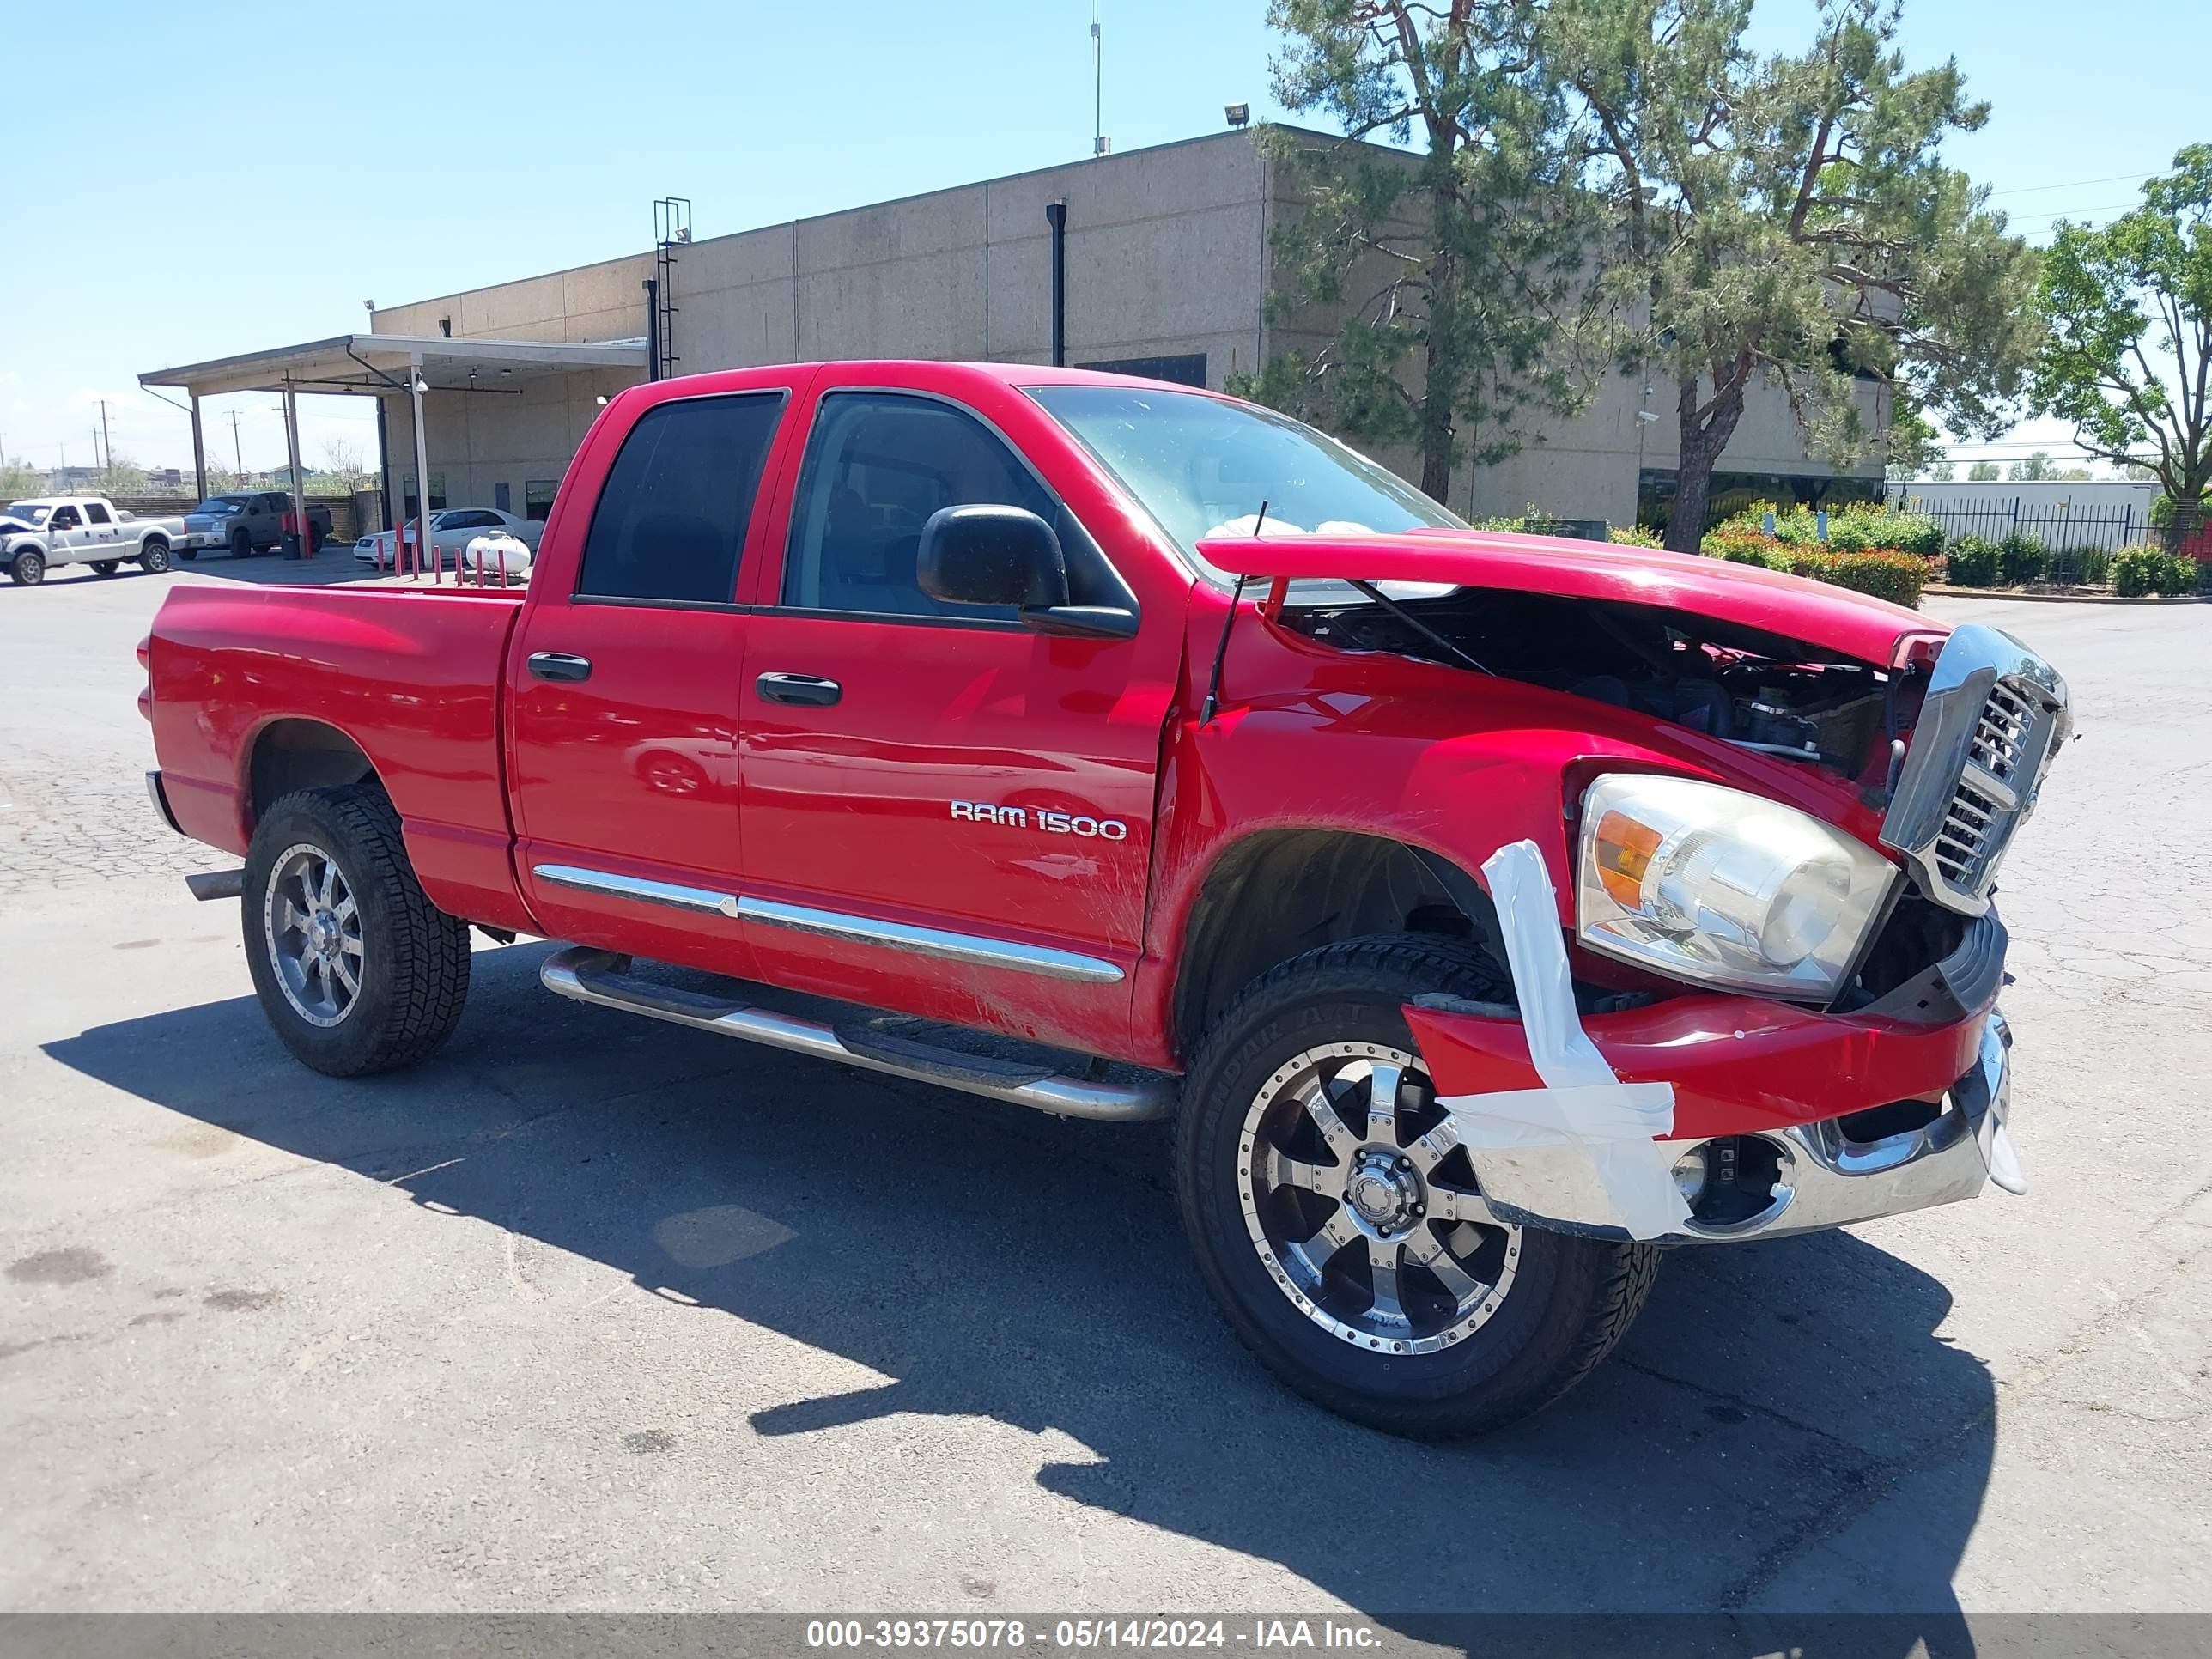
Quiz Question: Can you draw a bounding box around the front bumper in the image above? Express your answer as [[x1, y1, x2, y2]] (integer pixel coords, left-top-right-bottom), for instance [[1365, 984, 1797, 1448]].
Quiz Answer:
[[1404, 997, 2016, 1244]]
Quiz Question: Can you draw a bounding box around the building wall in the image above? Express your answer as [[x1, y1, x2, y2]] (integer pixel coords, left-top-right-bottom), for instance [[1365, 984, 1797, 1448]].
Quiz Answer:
[[368, 127, 1875, 530]]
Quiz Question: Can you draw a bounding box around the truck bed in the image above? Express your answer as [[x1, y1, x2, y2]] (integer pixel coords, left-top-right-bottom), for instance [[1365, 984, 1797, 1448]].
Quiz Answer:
[[148, 582, 530, 927]]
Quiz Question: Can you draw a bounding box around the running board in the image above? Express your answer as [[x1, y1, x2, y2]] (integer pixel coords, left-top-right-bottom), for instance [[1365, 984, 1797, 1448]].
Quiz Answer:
[[539, 946, 1174, 1123]]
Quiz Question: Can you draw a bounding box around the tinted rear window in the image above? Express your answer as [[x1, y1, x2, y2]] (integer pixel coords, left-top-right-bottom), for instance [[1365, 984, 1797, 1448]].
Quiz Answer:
[[577, 392, 786, 605]]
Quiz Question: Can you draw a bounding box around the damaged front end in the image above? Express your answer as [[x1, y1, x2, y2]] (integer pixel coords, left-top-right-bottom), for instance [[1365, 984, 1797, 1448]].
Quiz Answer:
[[1279, 586, 2066, 1245]]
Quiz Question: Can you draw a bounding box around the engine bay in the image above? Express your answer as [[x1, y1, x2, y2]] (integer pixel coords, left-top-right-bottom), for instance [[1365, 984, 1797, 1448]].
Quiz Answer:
[[1283, 586, 1915, 781]]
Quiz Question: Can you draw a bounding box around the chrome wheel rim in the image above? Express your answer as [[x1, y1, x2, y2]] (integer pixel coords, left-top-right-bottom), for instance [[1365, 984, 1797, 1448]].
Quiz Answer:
[[264, 843, 363, 1027], [1238, 1042, 1520, 1355]]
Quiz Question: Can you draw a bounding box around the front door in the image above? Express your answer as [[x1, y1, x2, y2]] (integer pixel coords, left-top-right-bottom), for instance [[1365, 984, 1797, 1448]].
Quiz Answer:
[[507, 383, 797, 978], [44, 504, 86, 562], [735, 386, 1175, 1056]]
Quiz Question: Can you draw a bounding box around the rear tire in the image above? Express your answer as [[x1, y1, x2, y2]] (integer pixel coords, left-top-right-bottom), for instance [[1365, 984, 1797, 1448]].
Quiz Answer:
[[242, 784, 471, 1076], [138, 542, 172, 574], [9, 549, 44, 586], [91, 560, 120, 577], [1175, 933, 1658, 1438]]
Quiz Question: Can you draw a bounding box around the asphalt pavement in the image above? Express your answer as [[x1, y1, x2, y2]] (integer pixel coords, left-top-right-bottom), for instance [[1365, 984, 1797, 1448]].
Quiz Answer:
[[2, 556, 2207, 1628]]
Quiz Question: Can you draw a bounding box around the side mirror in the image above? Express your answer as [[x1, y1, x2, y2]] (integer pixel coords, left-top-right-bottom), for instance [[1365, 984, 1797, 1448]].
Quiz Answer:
[[919, 504, 1069, 608], [917, 504, 1140, 640]]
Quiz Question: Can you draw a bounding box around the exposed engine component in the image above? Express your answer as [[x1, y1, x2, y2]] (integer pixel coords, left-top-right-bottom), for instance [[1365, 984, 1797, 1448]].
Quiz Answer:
[[1285, 588, 1907, 781]]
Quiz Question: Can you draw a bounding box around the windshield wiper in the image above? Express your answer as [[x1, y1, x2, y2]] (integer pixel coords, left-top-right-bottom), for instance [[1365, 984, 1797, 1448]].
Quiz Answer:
[[1343, 579, 1493, 677]]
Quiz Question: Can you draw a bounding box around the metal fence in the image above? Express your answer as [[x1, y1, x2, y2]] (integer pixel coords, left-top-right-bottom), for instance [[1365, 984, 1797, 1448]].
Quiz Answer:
[[1888, 492, 2148, 558]]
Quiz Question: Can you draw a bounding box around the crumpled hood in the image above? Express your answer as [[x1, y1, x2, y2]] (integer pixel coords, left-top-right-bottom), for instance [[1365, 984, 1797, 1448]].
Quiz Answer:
[[0, 514, 40, 537], [1194, 527, 1947, 669]]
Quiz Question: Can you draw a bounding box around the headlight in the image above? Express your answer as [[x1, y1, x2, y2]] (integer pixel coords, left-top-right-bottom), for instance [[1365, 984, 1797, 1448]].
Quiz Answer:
[[1576, 774, 1896, 999]]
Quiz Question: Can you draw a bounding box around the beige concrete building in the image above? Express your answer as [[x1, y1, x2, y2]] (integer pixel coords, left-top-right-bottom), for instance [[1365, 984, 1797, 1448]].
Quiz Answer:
[[145, 128, 1881, 534]]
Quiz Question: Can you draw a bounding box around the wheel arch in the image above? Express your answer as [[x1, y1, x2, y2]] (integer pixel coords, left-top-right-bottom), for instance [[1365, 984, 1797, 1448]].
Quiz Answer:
[[1170, 828, 1502, 1063], [246, 718, 379, 828]]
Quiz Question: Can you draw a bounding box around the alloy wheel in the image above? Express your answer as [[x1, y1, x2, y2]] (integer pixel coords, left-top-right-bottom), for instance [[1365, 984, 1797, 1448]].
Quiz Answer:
[[263, 843, 365, 1027], [1238, 1042, 1522, 1356]]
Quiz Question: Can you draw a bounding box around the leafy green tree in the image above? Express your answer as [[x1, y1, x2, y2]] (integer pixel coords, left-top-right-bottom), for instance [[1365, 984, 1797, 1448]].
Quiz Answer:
[[2008, 451, 2057, 480], [1966, 460, 2000, 480], [1545, 0, 2040, 550], [1923, 459, 1955, 480], [1248, 1, 1601, 504], [2030, 144, 2212, 548], [0, 460, 43, 500]]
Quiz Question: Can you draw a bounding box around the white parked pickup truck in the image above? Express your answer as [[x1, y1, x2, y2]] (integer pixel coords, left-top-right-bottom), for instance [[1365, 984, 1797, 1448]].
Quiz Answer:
[[1, 496, 183, 585]]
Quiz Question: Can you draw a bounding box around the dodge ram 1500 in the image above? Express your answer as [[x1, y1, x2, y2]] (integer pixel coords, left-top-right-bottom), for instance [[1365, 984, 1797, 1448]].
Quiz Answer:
[[141, 360, 2069, 1436]]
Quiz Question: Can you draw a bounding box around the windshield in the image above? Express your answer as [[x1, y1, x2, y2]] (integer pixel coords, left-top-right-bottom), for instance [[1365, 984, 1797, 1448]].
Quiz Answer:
[[193, 496, 248, 514], [5, 502, 52, 525], [1026, 384, 1464, 579]]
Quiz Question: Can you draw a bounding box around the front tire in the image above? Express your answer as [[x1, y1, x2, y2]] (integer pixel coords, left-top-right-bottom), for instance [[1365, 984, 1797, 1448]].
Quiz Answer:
[[230, 530, 252, 559], [242, 785, 471, 1076], [1176, 934, 1657, 1438], [9, 549, 44, 586]]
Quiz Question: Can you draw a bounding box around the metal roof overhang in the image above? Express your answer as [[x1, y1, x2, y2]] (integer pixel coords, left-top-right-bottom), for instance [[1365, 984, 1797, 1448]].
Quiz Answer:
[[139, 333, 649, 399]]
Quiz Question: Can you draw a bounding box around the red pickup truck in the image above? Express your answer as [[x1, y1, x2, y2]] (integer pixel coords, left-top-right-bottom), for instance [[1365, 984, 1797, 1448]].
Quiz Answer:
[[142, 361, 2069, 1437]]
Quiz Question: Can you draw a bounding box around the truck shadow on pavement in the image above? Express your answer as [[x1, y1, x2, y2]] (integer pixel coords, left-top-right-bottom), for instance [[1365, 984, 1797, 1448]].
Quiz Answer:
[[46, 939, 1995, 1650]]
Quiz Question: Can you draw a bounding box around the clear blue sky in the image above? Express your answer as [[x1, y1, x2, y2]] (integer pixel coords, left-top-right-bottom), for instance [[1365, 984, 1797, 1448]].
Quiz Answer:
[[4, 0, 2203, 480]]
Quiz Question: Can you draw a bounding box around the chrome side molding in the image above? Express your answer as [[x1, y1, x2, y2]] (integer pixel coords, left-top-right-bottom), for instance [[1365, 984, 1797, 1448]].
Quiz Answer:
[[539, 946, 1171, 1122], [532, 864, 739, 917], [737, 896, 1125, 985], [528, 866, 1125, 984]]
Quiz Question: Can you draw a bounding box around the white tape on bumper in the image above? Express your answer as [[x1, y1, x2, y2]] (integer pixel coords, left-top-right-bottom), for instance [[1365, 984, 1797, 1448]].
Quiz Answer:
[[1431, 840, 1693, 1241]]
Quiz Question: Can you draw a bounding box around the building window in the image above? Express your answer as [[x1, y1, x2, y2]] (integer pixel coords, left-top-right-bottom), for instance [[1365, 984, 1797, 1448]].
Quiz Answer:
[[1077, 353, 1208, 388], [494, 482, 511, 513], [525, 481, 559, 522], [1636, 468, 1881, 532]]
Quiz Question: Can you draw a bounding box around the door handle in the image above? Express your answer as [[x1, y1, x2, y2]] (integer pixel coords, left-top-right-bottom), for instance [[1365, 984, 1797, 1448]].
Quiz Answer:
[[756, 672, 842, 707], [527, 651, 593, 683]]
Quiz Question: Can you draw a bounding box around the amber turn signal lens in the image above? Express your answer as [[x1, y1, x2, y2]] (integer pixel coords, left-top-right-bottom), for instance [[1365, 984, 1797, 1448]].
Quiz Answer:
[[1593, 809, 1662, 909]]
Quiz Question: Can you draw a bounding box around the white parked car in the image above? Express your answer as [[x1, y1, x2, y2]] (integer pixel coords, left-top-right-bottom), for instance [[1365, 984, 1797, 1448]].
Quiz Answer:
[[354, 507, 543, 568]]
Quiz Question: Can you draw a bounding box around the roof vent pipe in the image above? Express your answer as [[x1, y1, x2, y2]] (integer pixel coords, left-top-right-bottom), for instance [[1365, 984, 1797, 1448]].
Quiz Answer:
[[1046, 201, 1068, 368]]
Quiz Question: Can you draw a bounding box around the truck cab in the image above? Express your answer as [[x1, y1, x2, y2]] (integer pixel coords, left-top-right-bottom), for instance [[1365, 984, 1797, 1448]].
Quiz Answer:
[[140, 361, 2069, 1437]]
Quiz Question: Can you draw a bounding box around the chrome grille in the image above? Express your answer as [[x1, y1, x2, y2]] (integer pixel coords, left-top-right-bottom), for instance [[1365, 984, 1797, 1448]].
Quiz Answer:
[[1931, 681, 2049, 896], [1881, 626, 2069, 918]]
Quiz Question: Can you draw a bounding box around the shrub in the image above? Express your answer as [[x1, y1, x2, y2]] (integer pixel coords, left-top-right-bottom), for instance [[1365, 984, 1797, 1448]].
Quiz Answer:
[[2156, 549, 2204, 596], [1885, 512, 1945, 559], [2048, 544, 2113, 586], [1944, 536, 2001, 586], [1607, 525, 1666, 549], [2108, 544, 2201, 597], [1809, 550, 1927, 609], [1702, 525, 1789, 568], [1997, 532, 2050, 586], [2113, 546, 2159, 596]]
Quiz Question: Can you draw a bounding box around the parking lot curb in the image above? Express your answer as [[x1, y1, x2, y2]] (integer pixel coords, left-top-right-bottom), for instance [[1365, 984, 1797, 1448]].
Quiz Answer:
[[1924, 585, 2208, 605]]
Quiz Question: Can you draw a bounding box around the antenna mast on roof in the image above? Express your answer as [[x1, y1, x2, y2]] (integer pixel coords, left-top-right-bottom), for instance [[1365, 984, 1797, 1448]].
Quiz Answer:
[[1091, 3, 1109, 156]]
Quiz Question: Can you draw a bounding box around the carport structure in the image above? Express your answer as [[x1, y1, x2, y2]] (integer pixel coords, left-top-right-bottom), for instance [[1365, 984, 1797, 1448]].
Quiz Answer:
[[139, 333, 649, 548]]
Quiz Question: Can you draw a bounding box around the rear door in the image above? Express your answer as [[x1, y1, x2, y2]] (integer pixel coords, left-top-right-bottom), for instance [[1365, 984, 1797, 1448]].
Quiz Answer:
[[732, 382, 1175, 1055], [507, 381, 800, 977], [81, 500, 121, 557]]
